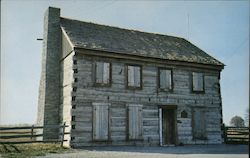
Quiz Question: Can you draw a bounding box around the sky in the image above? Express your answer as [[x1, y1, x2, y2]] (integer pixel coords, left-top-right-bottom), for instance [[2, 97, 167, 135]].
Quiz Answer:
[[0, 0, 249, 125]]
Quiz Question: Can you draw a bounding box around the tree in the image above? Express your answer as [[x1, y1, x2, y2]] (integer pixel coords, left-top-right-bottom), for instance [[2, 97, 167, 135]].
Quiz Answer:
[[230, 116, 245, 127], [245, 108, 249, 127]]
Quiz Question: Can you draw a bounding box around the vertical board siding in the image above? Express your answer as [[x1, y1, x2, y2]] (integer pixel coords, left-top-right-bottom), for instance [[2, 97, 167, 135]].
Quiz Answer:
[[160, 70, 165, 88], [128, 66, 135, 86], [134, 66, 141, 87], [93, 103, 109, 141], [193, 72, 203, 91], [127, 65, 141, 87], [103, 62, 110, 84], [197, 74, 203, 90], [128, 104, 143, 140], [96, 62, 103, 83], [166, 70, 172, 89], [159, 69, 172, 89]]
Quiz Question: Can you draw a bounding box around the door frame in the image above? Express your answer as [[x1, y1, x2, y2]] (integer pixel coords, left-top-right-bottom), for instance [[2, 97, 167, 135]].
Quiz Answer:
[[159, 105, 178, 146]]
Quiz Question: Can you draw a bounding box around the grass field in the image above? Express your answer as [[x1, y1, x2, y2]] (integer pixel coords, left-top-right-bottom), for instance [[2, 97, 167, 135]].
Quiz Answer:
[[0, 143, 71, 158], [0, 125, 72, 158]]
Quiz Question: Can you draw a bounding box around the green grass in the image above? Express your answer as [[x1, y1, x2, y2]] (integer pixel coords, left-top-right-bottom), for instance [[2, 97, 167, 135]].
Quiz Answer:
[[0, 143, 72, 158]]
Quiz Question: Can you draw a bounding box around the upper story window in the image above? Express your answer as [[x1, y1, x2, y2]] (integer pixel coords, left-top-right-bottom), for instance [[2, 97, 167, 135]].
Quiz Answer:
[[95, 61, 111, 86], [159, 68, 173, 91], [127, 65, 142, 89], [192, 72, 204, 92]]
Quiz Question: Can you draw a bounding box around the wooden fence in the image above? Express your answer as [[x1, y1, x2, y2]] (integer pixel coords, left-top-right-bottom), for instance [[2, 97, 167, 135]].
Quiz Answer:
[[0, 123, 69, 147], [223, 126, 249, 144]]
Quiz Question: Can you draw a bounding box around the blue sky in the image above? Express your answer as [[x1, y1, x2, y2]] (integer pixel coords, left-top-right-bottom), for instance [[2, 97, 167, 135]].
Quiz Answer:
[[0, 0, 249, 125]]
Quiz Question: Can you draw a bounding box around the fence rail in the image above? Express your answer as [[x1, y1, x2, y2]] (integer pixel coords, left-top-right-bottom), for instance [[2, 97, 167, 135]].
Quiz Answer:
[[0, 123, 69, 147], [224, 126, 249, 144]]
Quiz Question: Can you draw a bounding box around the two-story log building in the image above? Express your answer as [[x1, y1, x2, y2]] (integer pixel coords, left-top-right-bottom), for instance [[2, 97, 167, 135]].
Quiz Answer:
[[37, 7, 224, 147]]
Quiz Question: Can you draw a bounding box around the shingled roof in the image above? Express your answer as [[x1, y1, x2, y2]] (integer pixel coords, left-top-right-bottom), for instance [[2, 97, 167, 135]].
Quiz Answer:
[[60, 17, 224, 66]]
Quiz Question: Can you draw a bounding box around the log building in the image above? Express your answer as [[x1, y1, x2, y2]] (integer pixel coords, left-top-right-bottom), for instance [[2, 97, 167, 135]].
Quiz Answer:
[[37, 7, 224, 147]]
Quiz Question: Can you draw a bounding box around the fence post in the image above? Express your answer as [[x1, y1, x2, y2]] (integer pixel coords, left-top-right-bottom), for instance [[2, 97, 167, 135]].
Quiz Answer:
[[61, 122, 66, 147], [224, 126, 227, 144], [31, 125, 34, 140]]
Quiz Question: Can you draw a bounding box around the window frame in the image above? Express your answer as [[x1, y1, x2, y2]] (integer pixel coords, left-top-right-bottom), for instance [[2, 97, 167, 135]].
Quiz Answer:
[[158, 67, 173, 92], [94, 61, 112, 87], [191, 72, 205, 93], [126, 64, 143, 90]]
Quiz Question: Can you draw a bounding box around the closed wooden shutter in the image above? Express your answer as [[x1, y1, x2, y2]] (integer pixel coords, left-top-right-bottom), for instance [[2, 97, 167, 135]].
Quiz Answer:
[[128, 104, 143, 140], [128, 66, 141, 87], [134, 66, 141, 87], [160, 69, 172, 89], [93, 103, 109, 141], [165, 70, 171, 89], [193, 72, 198, 90], [192, 108, 206, 139], [128, 66, 135, 86], [160, 70, 165, 88], [96, 62, 104, 83], [96, 62, 110, 84], [103, 62, 110, 84], [192, 72, 203, 91], [197, 73, 203, 90]]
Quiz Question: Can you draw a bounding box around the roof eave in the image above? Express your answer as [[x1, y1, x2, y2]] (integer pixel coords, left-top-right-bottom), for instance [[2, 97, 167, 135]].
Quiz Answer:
[[74, 47, 224, 71]]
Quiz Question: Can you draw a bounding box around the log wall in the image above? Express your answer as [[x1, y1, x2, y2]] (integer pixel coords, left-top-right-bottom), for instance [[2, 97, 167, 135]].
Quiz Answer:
[[67, 51, 222, 147]]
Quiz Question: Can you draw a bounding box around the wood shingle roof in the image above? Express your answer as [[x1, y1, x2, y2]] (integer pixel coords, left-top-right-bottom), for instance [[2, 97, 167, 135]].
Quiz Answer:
[[60, 17, 224, 66]]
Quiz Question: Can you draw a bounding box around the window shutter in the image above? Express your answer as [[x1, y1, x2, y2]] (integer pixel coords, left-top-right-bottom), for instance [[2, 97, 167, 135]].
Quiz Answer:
[[160, 70, 166, 88], [128, 66, 135, 86], [197, 73, 203, 91], [193, 72, 198, 90], [103, 62, 110, 84], [96, 62, 104, 83], [93, 103, 109, 141], [160, 69, 172, 89], [193, 72, 203, 91], [134, 66, 141, 87], [165, 70, 171, 89], [128, 104, 143, 140], [193, 108, 206, 139]]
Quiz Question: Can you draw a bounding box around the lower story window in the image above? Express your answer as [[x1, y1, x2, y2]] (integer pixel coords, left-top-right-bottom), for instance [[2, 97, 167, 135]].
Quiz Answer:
[[93, 103, 110, 141], [127, 104, 143, 140], [192, 108, 207, 140]]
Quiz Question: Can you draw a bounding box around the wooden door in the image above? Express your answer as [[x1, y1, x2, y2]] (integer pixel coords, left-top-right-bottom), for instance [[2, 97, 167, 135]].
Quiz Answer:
[[162, 108, 176, 145]]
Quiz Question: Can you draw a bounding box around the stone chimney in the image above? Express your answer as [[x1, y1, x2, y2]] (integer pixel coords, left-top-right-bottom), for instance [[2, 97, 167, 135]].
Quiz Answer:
[[37, 7, 61, 140]]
